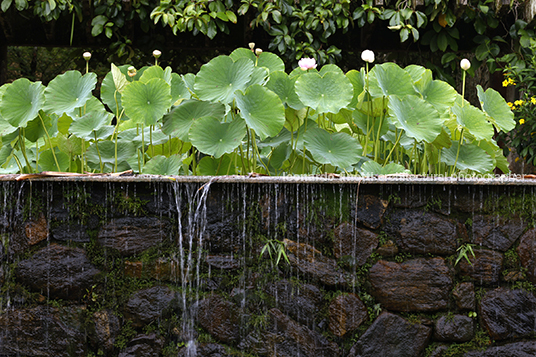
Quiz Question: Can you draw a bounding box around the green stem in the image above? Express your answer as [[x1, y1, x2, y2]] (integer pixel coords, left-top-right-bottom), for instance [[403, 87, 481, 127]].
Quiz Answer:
[[383, 129, 403, 166], [238, 145, 247, 174], [38, 113, 60, 171], [94, 132, 104, 173], [451, 129, 465, 176], [12, 153, 23, 173], [19, 130, 32, 173], [150, 125, 154, 157]]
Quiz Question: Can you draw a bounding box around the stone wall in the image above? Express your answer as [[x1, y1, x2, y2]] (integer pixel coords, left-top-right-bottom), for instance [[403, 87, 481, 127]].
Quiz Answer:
[[0, 179, 535, 357]]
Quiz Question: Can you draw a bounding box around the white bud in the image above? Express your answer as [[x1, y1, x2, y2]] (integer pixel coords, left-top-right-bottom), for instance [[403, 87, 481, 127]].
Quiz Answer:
[[460, 58, 471, 71], [361, 49, 375, 63], [127, 66, 137, 77], [83, 52, 92, 61], [249, 42, 255, 50], [255, 48, 263, 56], [153, 50, 162, 59]]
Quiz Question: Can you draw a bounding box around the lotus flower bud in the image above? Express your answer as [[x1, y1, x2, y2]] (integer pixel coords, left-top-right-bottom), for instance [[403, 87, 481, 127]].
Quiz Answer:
[[361, 50, 375, 63], [298, 57, 317, 71], [460, 58, 471, 71], [83, 52, 91, 61], [127, 66, 137, 77], [153, 50, 161, 59], [249, 42, 255, 50], [255, 48, 263, 56]]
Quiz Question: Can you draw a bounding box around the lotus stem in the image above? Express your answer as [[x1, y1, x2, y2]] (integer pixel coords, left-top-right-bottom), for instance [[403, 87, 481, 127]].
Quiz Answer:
[[150, 125, 154, 157], [451, 129, 465, 176], [94, 132, 104, 173], [12, 153, 23, 173], [38, 113, 61, 171], [18, 130, 33, 173], [383, 129, 403, 166]]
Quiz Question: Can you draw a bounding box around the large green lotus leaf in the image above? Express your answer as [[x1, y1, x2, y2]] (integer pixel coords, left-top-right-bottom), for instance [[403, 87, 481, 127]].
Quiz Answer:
[[441, 142, 494, 173], [388, 95, 442, 143], [56, 132, 82, 156], [269, 142, 291, 170], [70, 110, 113, 140], [23, 112, 58, 142], [229, 48, 285, 73], [304, 127, 361, 168], [43, 71, 97, 115], [346, 69, 365, 108], [368, 63, 416, 98], [476, 138, 508, 173], [171, 73, 191, 105], [182, 73, 196, 92], [197, 154, 237, 175], [248, 66, 268, 87], [235, 84, 285, 140], [405, 65, 427, 83], [65, 96, 106, 120], [0, 118, 17, 136], [451, 103, 494, 141], [360, 161, 411, 176], [38, 149, 70, 172], [319, 64, 344, 76], [194, 56, 254, 104], [295, 72, 353, 114], [139, 66, 172, 84], [257, 127, 292, 149], [266, 71, 304, 110], [94, 126, 115, 140], [356, 91, 385, 117], [86, 139, 136, 166], [131, 126, 170, 146], [328, 108, 353, 125], [122, 78, 171, 126], [431, 126, 452, 150], [476, 85, 515, 132], [189, 117, 246, 158], [417, 79, 457, 117], [352, 110, 388, 137], [143, 155, 182, 175], [0, 78, 45, 128], [100, 65, 145, 117], [162, 99, 226, 141], [382, 128, 415, 149]]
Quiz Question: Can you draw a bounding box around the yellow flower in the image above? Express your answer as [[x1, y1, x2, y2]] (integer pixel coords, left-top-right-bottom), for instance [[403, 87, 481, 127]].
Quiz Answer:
[[509, 78, 516, 86], [502, 80, 508, 87], [515, 157, 520, 162], [507, 102, 513, 107], [531, 97, 536, 105], [520, 118, 525, 124], [515, 100, 524, 106]]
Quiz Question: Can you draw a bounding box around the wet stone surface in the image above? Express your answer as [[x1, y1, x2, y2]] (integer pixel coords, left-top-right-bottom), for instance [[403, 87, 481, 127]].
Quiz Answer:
[[328, 293, 368, 337], [517, 228, 536, 283], [118, 333, 165, 357], [0, 306, 86, 357], [434, 314, 474, 342], [16, 244, 100, 300], [453, 282, 476, 310], [369, 258, 453, 312], [472, 214, 526, 251], [458, 249, 503, 284], [196, 295, 240, 344], [480, 288, 536, 340], [333, 222, 378, 265], [97, 217, 172, 256], [463, 341, 536, 357], [284, 239, 348, 287], [353, 194, 388, 229], [348, 311, 431, 357], [123, 286, 179, 327], [386, 210, 458, 255]]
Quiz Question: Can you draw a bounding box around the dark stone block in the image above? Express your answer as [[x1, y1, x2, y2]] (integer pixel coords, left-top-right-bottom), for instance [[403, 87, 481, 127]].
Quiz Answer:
[[16, 244, 100, 300], [453, 282, 476, 310], [348, 311, 431, 357], [118, 333, 165, 357], [328, 293, 368, 337], [434, 314, 474, 342], [369, 258, 452, 312], [333, 222, 378, 266], [463, 341, 536, 357], [124, 286, 179, 327], [386, 210, 457, 255], [472, 214, 526, 251], [196, 295, 240, 344], [517, 228, 536, 284], [480, 288, 536, 340], [458, 249, 503, 284]]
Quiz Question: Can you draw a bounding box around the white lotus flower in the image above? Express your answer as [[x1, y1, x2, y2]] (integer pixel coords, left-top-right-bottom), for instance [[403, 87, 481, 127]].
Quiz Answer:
[[298, 57, 317, 71], [83, 52, 91, 61]]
